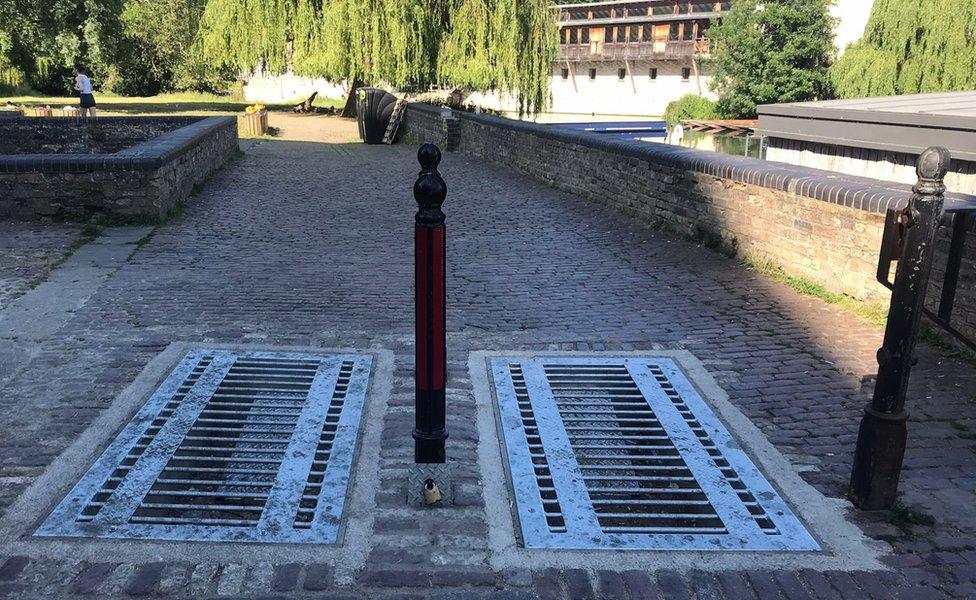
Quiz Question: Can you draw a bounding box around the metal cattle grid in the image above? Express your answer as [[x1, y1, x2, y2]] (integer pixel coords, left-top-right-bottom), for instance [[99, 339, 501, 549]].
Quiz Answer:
[[36, 349, 372, 544], [489, 355, 819, 551]]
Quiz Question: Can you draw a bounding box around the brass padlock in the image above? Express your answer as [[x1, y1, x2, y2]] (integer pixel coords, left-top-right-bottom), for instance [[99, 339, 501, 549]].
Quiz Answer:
[[423, 479, 442, 505]]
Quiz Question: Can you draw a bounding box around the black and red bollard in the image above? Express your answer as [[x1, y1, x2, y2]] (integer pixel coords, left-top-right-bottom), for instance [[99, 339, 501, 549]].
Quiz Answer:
[[412, 144, 449, 465], [849, 147, 951, 510]]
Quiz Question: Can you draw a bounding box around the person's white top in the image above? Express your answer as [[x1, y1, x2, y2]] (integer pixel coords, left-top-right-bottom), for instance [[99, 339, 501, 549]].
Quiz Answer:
[[76, 74, 92, 94]]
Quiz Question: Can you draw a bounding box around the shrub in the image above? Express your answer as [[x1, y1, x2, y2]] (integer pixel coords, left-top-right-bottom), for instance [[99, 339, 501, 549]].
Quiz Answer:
[[664, 94, 717, 128]]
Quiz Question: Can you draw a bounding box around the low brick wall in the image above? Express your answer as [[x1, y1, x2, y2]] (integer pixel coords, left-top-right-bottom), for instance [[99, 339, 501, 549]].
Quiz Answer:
[[402, 104, 976, 342], [0, 117, 187, 154], [0, 116, 239, 221]]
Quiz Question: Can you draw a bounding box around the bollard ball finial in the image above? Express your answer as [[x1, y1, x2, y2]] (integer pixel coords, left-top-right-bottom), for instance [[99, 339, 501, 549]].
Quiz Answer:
[[916, 146, 951, 181], [414, 171, 447, 211], [418, 144, 442, 171]]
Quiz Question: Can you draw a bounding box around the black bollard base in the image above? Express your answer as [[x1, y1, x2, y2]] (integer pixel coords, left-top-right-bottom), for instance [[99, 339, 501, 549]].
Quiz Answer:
[[413, 429, 448, 463], [849, 406, 908, 510]]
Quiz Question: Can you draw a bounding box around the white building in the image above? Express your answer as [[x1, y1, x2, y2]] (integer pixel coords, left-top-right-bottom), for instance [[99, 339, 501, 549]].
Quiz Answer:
[[242, 0, 878, 120], [758, 91, 976, 196], [241, 72, 347, 105], [540, 0, 728, 120]]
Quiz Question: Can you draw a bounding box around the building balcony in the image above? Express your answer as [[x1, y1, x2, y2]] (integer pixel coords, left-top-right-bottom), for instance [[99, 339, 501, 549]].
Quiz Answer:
[[558, 40, 711, 62]]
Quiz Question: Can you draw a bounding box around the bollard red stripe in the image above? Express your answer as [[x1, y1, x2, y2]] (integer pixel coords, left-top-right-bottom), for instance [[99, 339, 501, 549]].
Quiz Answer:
[[432, 226, 446, 388], [415, 224, 429, 389]]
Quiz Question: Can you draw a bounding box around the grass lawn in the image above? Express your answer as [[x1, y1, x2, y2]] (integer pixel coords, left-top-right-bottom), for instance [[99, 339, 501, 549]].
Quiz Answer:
[[1, 91, 345, 116]]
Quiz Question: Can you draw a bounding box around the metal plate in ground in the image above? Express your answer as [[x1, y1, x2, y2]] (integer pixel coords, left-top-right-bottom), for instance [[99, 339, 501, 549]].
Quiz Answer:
[[36, 349, 372, 544], [490, 356, 819, 551]]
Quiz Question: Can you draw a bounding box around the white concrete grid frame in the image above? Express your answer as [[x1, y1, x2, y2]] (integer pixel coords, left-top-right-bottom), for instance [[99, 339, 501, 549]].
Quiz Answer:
[[0, 342, 394, 584], [470, 350, 890, 572]]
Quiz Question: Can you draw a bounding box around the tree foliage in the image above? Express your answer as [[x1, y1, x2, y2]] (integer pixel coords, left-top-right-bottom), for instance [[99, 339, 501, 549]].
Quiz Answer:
[[2, 0, 555, 104], [109, 0, 222, 95], [0, 0, 123, 93], [0, 0, 227, 94], [664, 94, 717, 128], [708, 0, 835, 118], [830, 0, 976, 98], [199, 0, 556, 114]]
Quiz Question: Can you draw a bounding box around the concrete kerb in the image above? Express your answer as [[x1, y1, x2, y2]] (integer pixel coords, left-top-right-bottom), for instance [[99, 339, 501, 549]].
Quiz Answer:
[[0, 341, 394, 584], [469, 349, 890, 573]]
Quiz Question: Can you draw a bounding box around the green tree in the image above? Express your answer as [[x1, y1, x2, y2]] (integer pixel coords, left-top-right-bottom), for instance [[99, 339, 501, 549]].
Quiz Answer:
[[198, 0, 556, 114], [831, 0, 976, 98], [0, 0, 20, 88], [0, 0, 124, 93], [109, 0, 228, 95], [708, 0, 835, 118]]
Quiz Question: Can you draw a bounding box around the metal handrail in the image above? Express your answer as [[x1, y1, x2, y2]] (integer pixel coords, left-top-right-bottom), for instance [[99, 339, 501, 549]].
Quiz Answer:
[[877, 208, 975, 352]]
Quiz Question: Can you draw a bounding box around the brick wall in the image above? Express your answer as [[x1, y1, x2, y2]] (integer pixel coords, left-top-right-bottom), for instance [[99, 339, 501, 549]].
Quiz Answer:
[[0, 117, 238, 221], [402, 104, 976, 343]]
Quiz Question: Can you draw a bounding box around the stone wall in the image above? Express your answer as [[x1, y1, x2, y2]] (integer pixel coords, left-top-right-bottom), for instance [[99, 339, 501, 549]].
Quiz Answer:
[[0, 117, 238, 221], [0, 118, 188, 154], [401, 104, 454, 149], [402, 104, 976, 343]]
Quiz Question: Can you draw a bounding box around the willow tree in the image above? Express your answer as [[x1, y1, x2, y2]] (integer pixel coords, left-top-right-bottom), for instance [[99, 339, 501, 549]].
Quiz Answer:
[[437, 0, 554, 115], [198, 0, 556, 114], [831, 0, 976, 98]]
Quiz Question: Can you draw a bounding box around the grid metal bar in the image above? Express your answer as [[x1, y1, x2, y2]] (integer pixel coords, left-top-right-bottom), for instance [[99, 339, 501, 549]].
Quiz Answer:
[[491, 360, 560, 541], [37, 349, 373, 544], [520, 361, 602, 536], [623, 359, 762, 542], [309, 357, 373, 538], [256, 358, 343, 536], [655, 361, 820, 549], [35, 352, 211, 537], [122, 477, 273, 486], [128, 517, 259, 526]]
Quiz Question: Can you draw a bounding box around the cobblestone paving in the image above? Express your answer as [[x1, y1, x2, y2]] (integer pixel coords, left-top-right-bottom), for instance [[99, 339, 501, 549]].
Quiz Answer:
[[0, 222, 84, 310], [0, 133, 974, 598]]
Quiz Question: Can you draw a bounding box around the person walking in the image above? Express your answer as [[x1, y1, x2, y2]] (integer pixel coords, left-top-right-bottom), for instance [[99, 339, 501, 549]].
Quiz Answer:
[[73, 64, 97, 118]]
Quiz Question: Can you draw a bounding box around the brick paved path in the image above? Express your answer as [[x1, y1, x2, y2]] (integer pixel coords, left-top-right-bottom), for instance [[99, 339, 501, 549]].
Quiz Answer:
[[0, 222, 83, 310], [0, 129, 974, 598]]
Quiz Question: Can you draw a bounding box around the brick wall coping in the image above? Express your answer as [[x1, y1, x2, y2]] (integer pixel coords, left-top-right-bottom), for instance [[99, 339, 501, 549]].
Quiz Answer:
[[0, 116, 236, 173], [408, 103, 976, 216]]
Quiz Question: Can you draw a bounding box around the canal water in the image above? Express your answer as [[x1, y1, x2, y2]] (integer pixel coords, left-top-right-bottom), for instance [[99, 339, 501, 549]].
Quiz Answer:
[[550, 121, 766, 160]]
